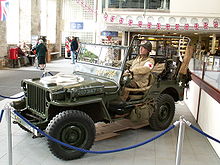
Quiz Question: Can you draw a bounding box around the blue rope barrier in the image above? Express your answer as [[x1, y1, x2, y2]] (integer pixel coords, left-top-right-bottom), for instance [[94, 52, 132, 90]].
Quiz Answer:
[[190, 125, 220, 144], [48, 72, 53, 76], [0, 109, 4, 123], [0, 94, 24, 99], [13, 110, 175, 154]]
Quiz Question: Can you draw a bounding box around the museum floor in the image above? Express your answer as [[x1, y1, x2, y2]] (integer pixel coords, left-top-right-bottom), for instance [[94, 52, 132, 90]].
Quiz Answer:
[[0, 59, 219, 165]]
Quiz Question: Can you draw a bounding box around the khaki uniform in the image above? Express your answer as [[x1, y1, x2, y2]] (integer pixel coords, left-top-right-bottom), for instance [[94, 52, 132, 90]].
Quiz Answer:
[[129, 55, 155, 88]]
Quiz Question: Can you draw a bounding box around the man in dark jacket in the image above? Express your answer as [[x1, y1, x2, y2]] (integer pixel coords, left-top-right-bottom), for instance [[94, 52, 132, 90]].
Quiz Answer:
[[36, 39, 47, 70], [70, 36, 78, 64]]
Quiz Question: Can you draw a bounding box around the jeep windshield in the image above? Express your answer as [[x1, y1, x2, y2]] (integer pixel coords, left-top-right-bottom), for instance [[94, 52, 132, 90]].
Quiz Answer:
[[74, 43, 128, 84]]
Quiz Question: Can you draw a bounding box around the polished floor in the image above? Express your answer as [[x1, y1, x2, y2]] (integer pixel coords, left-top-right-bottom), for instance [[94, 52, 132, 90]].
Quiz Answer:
[[0, 59, 219, 165]]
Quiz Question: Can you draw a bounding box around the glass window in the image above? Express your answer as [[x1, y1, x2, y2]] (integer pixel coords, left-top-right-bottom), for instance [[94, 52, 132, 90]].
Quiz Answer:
[[107, 0, 170, 10], [108, 0, 144, 9], [204, 57, 220, 90], [190, 57, 220, 91], [78, 43, 127, 69], [189, 59, 203, 79]]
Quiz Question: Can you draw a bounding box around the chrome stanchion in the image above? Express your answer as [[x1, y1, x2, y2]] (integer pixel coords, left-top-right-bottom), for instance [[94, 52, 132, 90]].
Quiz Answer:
[[175, 116, 185, 165], [5, 104, 12, 165]]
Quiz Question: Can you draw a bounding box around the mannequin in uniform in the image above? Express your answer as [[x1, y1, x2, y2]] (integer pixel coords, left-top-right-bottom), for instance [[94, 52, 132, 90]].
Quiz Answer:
[[124, 40, 155, 88]]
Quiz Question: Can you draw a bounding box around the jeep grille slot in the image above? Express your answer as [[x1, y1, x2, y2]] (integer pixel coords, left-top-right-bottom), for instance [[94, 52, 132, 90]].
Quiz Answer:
[[27, 84, 46, 115]]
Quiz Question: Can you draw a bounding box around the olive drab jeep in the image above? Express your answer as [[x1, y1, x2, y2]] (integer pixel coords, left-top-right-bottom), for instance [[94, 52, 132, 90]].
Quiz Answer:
[[12, 35, 192, 160]]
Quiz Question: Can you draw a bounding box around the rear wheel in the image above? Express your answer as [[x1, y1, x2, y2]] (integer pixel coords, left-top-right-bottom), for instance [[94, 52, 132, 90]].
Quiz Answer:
[[149, 94, 175, 131], [46, 110, 96, 160]]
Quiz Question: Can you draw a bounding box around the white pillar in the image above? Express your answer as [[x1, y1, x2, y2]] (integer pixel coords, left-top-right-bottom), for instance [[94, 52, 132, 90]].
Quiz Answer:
[[175, 116, 185, 165], [211, 34, 216, 54], [127, 31, 130, 46], [6, 108, 12, 165], [105, 0, 109, 9]]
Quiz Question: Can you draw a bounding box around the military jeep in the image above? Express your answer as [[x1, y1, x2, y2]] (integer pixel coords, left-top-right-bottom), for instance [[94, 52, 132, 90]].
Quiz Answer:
[[12, 35, 191, 160]]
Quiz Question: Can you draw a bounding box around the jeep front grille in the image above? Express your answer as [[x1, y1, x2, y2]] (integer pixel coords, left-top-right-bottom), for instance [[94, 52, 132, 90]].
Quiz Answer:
[[27, 84, 46, 115]]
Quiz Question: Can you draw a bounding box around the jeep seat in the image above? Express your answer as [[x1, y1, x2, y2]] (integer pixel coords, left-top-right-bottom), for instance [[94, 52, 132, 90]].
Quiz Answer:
[[121, 85, 152, 101]]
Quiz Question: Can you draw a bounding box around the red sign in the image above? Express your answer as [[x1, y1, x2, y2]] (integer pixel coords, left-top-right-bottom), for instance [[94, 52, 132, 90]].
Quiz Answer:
[[175, 24, 180, 30], [104, 12, 108, 21], [138, 21, 143, 27], [194, 23, 199, 30], [147, 22, 152, 29], [213, 21, 218, 28], [110, 16, 115, 22], [119, 17, 124, 24], [157, 23, 161, 29], [184, 24, 189, 30], [128, 19, 133, 26], [203, 22, 209, 29], [166, 24, 170, 30]]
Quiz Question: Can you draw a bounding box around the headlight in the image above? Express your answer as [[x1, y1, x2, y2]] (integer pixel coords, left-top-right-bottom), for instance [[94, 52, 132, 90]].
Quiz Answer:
[[46, 91, 52, 102], [51, 91, 66, 101], [21, 81, 27, 91]]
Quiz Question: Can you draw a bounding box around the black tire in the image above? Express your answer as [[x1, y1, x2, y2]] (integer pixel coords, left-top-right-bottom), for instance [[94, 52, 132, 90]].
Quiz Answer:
[[149, 94, 175, 131], [46, 110, 96, 160]]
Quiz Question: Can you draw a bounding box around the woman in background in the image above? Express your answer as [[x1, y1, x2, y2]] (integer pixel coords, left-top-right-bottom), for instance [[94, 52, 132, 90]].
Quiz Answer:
[[36, 39, 47, 70]]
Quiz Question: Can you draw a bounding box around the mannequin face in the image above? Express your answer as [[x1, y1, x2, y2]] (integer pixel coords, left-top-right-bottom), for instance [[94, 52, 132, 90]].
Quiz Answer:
[[139, 46, 149, 55]]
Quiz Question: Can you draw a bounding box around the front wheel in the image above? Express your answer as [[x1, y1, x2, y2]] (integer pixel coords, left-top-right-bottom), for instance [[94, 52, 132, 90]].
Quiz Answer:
[[149, 94, 175, 131], [46, 110, 96, 160]]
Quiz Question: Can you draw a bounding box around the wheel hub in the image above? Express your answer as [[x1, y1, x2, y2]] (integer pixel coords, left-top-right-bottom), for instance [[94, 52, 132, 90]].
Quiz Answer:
[[61, 125, 85, 147], [159, 105, 169, 121]]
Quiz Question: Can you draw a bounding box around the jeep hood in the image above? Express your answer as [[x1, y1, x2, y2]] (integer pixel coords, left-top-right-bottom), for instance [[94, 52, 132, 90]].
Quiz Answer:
[[36, 73, 119, 93]]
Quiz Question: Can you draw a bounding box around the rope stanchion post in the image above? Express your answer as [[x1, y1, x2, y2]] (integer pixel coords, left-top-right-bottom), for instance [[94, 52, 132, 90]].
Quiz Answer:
[[5, 105, 13, 165], [0, 109, 4, 123], [175, 116, 185, 165]]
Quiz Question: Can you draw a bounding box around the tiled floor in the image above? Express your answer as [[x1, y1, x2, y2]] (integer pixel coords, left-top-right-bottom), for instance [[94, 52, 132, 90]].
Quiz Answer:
[[0, 59, 219, 165]]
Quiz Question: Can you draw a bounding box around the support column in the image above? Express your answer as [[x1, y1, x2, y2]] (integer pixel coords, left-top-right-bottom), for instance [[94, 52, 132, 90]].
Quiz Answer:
[[105, 0, 109, 9], [55, 0, 63, 56], [211, 34, 216, 54], [31, 0, 41, 37], [19, 0, 31, 42], [95, 0, 103, 44], [127, 31, 130, 46], [122, 31, 128, 46], [0, 21, 7, 68]]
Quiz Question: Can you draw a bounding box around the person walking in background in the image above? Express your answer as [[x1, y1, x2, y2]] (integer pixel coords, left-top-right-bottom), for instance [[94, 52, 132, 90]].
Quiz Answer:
[[36, 39, 47, 70], [75, 37, 80, 62], [70, 36, 78, 64]]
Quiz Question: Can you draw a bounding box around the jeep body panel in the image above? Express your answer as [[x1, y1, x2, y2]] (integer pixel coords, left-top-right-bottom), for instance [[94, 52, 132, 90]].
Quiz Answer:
[[21, 72, 120, 122]]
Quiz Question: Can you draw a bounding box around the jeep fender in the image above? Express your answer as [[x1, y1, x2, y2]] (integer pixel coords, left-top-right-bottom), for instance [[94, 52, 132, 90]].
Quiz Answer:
[[49, 98, 112, 123]]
